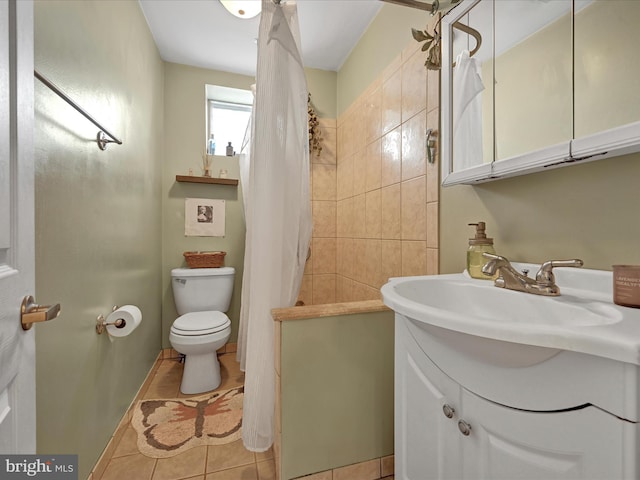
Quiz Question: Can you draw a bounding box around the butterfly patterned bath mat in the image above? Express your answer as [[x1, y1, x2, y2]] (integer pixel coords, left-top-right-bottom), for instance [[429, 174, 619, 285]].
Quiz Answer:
[[131, 386, 243, 458]]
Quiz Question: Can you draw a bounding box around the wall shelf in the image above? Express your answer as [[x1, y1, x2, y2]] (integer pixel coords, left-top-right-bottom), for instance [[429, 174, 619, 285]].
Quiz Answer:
[[175, 175, 238, 186]]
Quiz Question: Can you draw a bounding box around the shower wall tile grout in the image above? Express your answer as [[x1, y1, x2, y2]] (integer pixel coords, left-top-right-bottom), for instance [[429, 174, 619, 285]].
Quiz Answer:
[[299, 39, 440, 308]]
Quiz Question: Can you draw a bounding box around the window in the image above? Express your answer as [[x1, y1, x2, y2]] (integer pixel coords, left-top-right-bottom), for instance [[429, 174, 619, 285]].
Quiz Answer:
[[206, 85, 253, 156]]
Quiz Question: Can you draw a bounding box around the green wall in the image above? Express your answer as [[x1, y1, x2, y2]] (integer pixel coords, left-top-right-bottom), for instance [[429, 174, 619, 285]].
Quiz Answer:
[[337, 3, 428, 117], [161, 63, 339, 348], [280, 310, 395, 480], [306, 67, 338, 119], [34, 1, 164, 477], [162, 63, 253, 348], [440, 153, 640, 274], [440, 1, 640, 275]]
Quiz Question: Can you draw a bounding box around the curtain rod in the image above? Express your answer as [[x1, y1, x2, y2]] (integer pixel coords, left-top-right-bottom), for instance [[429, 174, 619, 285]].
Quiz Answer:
[[34, 70, 123, 151], [380, 0, 432, 12]]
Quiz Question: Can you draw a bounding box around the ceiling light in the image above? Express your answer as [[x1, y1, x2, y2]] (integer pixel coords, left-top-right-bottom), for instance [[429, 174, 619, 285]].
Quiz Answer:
[[220, 0, 261, 19]]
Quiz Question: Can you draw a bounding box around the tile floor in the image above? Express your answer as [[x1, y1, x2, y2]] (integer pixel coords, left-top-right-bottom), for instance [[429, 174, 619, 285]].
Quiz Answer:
[[97, 353, 276, 480]]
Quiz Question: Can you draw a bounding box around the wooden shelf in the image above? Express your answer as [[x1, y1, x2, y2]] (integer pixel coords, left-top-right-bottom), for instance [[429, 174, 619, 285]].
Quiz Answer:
[[175, 175, 238, 186]]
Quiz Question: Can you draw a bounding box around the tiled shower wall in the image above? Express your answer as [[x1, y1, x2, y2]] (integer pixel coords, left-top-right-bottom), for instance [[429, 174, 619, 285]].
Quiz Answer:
[[299, 41, 440, 305], [298, 118, 338, 305]]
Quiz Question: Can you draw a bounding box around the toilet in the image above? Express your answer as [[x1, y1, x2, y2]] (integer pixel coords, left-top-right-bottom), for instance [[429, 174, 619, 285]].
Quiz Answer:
[[169, 266, 235, 394]]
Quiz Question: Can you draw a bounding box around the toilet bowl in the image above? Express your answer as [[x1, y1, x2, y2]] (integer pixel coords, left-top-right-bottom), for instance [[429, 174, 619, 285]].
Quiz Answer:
[[169, 311, 231, 394], [169, 267, 235, 394]]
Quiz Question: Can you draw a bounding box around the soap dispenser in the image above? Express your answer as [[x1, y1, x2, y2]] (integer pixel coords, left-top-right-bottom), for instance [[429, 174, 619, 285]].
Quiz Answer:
[[467, 222, 495, 279]]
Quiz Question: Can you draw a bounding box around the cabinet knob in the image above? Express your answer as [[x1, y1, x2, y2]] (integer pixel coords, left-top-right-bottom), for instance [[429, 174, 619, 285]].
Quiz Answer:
[[442, 404, 455, 419], [458, 420, 472, 436]]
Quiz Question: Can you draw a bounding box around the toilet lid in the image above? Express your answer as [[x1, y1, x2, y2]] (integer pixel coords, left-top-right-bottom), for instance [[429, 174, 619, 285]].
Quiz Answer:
[[172, 311, 230, 336]]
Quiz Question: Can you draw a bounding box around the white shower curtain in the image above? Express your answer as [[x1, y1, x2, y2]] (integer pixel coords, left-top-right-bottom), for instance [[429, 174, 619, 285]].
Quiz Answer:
[[237, 0, 312, 452]]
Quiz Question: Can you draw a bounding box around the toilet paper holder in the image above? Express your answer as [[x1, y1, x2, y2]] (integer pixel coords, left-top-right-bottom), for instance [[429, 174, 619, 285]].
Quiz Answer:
[[96, 306, 126, 334]]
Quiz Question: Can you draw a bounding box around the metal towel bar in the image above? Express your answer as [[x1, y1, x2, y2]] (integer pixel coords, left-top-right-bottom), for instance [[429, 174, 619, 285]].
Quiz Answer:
[[34, 70, 123, 151]]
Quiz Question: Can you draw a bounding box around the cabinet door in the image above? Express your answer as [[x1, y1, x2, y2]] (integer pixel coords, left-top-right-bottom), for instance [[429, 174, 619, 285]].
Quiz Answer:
[[395, 319, 461, 480], [574, 0, 640, 138], [460, 389, 626, 479]]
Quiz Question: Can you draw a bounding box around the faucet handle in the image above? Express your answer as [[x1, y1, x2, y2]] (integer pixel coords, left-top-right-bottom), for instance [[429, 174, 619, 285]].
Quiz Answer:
[[536, 259, 584, 285], [481, 252, 511, 277]]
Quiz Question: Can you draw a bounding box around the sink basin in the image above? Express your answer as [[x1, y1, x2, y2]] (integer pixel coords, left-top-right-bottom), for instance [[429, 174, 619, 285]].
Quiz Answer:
[[393, 276, 621, 328], [381, 263, 640, 365]]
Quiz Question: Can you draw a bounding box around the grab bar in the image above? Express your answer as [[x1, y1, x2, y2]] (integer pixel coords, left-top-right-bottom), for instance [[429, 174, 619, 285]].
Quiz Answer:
[[34, 70, 123, 151]]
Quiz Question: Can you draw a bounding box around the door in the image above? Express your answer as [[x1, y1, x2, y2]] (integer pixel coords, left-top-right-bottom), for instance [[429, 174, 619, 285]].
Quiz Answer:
[[395, 318, 461, 480], [0, 0, 35, 454], [461, 389, 626, 479]]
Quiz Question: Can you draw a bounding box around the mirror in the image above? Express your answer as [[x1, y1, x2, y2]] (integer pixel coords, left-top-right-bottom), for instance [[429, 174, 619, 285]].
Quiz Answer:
[[441, 0, 640, 186], [574, 0, 640, 138], [450, 0, 493, 171], [493, 0, 572, 162]]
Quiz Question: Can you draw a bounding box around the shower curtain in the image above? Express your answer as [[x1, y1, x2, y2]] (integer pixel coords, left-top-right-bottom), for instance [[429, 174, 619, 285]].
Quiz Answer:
[[237, 0, 312, 452]]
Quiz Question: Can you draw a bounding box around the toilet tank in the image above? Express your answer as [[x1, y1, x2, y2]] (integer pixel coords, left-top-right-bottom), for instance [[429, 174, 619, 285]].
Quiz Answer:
[[171, 267, 235, 315]]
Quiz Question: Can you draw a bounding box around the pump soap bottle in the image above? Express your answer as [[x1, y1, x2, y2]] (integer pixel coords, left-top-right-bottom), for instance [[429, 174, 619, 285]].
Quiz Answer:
[[467, 222, 495, 279]]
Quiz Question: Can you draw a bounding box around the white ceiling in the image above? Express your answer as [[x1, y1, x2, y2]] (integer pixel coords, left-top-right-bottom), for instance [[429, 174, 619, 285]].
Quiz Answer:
[[138, 0, 384, 77]]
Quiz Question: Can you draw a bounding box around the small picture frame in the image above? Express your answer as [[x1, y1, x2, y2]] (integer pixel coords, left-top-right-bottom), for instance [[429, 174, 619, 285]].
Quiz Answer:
[[185, 198, 225, 237]]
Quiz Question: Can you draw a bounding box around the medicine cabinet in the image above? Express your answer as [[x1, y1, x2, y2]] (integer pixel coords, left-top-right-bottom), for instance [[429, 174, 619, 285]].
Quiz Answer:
[[441, 0, 640, 186]]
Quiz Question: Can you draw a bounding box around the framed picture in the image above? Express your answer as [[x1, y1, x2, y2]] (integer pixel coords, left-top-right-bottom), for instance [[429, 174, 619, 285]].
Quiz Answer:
[[185, 198, 225, 236]]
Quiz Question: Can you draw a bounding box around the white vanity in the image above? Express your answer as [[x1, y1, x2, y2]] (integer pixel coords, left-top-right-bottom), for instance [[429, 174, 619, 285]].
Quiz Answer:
[[382, 265, 640, 479]]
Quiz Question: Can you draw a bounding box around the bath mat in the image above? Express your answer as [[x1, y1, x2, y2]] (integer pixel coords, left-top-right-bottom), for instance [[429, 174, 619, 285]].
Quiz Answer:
[[131, 386, 243, 458]]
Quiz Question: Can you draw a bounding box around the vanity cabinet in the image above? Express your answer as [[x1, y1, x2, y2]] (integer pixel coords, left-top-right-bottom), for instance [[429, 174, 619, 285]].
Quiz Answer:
[[395, 316, 635, 479]]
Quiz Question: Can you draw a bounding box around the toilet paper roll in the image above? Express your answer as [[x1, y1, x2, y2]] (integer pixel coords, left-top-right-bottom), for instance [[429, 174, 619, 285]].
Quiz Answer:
[[106, 305, 142, 337]]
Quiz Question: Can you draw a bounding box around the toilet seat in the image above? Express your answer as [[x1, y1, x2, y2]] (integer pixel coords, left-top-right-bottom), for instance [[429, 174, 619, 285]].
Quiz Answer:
[[171, 311, 230, 336]]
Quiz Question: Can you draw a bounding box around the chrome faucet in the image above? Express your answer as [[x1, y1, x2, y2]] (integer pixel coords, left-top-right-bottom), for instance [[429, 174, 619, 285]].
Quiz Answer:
[[481, 253, 583, 296]]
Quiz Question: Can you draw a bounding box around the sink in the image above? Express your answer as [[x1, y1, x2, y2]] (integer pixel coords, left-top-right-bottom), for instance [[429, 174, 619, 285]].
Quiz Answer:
[[392, 276, 621, 328], [381, 263, 640, 366]]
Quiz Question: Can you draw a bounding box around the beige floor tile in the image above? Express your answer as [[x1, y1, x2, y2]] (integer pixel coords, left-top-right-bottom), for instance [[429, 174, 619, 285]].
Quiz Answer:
[[144, 382, 180, 399], [205, 464, 258, 480], [206, 440, 255, 473], [112, 425, 139, 458], [152, 361, 183, 385], [216, 377, 244, 390], [100, 453, 156, 480], [152, 446, 207, 480], [256, 459, 276, 480], [218, 355, 245, 391], [157, 358, 183, 372]]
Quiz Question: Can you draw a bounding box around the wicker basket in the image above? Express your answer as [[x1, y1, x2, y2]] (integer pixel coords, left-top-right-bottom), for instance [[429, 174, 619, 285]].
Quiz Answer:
[[183, 251, 226, 268]]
